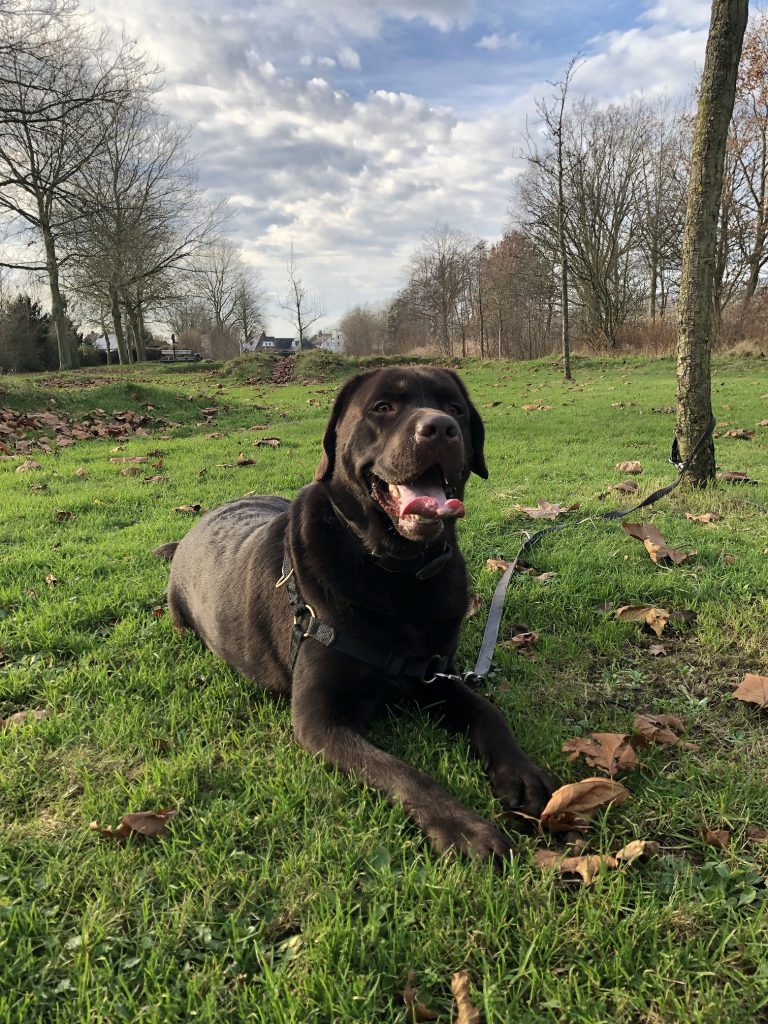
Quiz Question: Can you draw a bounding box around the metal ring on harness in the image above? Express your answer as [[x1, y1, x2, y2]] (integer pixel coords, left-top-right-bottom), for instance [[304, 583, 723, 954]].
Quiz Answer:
[[422, 654, 445, 683], [296, 604, 316, 636]]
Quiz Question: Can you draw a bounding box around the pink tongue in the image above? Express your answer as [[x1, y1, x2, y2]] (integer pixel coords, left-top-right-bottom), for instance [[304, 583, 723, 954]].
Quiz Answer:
[[397, 481, 465, 520]]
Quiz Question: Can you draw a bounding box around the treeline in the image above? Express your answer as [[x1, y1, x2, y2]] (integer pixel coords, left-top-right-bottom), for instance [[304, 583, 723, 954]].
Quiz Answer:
[[0, 0, 265, 372], [342, 14, 768, 359]]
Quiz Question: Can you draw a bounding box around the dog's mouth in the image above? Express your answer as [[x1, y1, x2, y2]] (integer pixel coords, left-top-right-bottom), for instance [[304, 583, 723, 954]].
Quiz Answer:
[[370, 465, 465, 539]]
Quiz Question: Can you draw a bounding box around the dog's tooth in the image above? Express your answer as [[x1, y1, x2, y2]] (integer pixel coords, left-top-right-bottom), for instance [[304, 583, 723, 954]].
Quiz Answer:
[[389, 484, 400, 498]]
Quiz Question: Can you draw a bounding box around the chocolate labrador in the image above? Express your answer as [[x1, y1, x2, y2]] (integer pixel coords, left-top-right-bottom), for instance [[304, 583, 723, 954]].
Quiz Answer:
[[156, 366, 554, 860]]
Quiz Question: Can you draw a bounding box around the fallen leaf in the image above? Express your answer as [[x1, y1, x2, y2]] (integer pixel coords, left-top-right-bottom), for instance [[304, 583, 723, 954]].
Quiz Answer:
[[207, 432, 225, 439], [732, 673, 768, 708], [486, 558, 511, 572], [759, 420, 768, 428], [74, 467, 88, 478], [721, 553, 737, 565], [615, 461, 643, 474], [533, 571, 557, 583], [109, 456, 148, 464], [465, 593, 483, 618], [151, 606, 165, 618], [252, 437, 281, 447], [685, 512, 719, 525], [621, 522, 692, 565], [514, 500, 580, 520], [521, 403, 553, 412], [16, 459, 43, 472], [562, 733, 640, 775], [173, 504, 204, 513], [717, 471, 758, 485], [0, 708, 51, 729], [450, 971, 480, 1024], [746, 825, 767, 843], [632, 713, 698, 750], [615, 605, 671, 638], [90, 808, 178, 841], [54, 509, 74, 521], [143, 475, 167, 484], [613, 480, 639, 494], [403, 971, 439, 1022], [539, 778, 631, 833], [236, 453, 255, 466], [534, 848, 616, 884], [614, 839, 660, 863], [651, 406, 676, 414], [648, 643, 667, 657], [45, 574, 59, 586], [121, 466, 142, 476], [701, 826, 730, 850], [504, 629, 539, 653], [723, 428, 754, 439]]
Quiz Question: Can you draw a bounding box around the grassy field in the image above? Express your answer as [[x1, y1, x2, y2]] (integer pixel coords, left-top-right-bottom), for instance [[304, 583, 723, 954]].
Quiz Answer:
[[1, 351, 767, 1024]]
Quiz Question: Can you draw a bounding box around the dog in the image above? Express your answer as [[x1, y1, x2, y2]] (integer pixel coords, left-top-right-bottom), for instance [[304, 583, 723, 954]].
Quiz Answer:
[[156, 366, 554, 861]]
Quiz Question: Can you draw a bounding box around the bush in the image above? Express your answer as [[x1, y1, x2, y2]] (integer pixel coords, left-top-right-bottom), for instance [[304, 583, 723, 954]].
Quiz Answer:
[[293, 349, 354, 381], [219, 352, 278, 382]]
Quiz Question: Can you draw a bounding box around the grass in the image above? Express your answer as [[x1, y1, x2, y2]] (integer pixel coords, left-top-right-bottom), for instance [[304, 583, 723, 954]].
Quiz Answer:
[[1, 352, 767, 1023]]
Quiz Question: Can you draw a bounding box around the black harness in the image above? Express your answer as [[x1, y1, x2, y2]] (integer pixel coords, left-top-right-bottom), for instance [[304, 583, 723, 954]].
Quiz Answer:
[[275, 551, 472, 688]]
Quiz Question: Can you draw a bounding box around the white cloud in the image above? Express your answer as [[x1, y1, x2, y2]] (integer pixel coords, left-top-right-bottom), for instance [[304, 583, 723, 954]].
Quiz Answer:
[[476, 32, 522, 51], [337, 45, 361, 70]]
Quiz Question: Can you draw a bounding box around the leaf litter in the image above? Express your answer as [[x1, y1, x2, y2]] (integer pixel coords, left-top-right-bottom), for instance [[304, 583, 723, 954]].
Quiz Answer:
[[90, 808, 178, 841]]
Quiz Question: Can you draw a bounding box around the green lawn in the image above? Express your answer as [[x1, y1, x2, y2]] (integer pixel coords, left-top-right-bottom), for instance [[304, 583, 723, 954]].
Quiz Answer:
[[1, 352, 767, 1023]]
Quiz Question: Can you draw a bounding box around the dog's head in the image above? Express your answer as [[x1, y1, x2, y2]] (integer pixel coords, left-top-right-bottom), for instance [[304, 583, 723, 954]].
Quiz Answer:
[[315, 366, 487, 552]]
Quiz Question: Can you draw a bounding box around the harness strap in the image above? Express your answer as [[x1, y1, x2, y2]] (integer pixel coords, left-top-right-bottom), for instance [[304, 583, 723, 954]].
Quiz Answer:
[[276, 552, 452, 685]]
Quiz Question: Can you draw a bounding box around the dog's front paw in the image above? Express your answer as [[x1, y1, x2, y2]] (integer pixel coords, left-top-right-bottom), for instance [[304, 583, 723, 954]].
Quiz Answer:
[[491, 758, 557, 818], [418, 805, 513, 863]]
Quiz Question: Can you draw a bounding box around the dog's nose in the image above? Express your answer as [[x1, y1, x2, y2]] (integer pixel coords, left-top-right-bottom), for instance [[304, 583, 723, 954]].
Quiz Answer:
[[414, 413, 460, 443]]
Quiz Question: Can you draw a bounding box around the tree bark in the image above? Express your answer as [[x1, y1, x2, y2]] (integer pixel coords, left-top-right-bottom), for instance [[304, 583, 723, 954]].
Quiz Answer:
[[40, 222, 73, 370], [676, 0, 748, 486], [109, 284, 131, 364]]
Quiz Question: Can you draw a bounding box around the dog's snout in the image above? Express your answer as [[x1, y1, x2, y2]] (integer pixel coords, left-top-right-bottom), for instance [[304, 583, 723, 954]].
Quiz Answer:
[[414, 414, 459, 443]]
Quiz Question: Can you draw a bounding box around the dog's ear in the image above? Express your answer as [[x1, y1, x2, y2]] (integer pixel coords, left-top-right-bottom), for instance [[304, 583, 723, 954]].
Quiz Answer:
[[315, 372, 373, 482], [445, 371, 488, 480]]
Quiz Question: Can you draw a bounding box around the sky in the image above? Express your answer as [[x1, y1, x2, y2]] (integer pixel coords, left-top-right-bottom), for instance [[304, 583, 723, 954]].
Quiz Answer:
[[88, 0, 715, 338]]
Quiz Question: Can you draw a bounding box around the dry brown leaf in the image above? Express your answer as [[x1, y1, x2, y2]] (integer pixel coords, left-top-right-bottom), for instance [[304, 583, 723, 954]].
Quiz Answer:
[[236, 453, 255, 466], [562, 732, 641, 775], [613, 480, 639, 494], [685, 512, 719, 525], [465, 593, 483, 619], [632, 713, 698, 750], [74, 466, 88, 478], [534, 848, 618, 884], [717, 470, 758, 484], [514, 500, 580, 520], [615, 605, 670, 638], [759, 419, 768, 428], [143, 474, 167, 484], [615, 461, 643, 474], [723, 428, 754, 439], [252, 437, 281, 447], [521, 403, 553, 412], [648, 644, 667, 656], [533, 571, 557, 583], [504, 629, 539, 653], [722, 553, 738, 565], [151, 606, 165, 618], [746, 825, 767, 843], [90, 808, 178, 841], [0, 708, 51, 729], [450, 971, 480, 1024], [614, 839, 660, 863], [732, 673, 768, 708], [16, 459, 43, 472], [173, 503, 204, 514], [44, 574, 58, 586], [621, 522, 692, 565], [539, 778, 630, 833], [54, 509, 74, 521], [403, 971, 438, 1022], [109, 456, 148, 464], [485, 558, 511, 572], [701, 826, 730, 850]]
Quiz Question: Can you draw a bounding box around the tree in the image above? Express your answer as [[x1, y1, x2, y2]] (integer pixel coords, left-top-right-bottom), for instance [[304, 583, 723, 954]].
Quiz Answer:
[[340, 303, 387, 356], [0, 293, 56, 371], [407, 224, 474, 355], [0, 0, 139, 368], [676, 0, 748, 486], [279, 242, 324, 349]]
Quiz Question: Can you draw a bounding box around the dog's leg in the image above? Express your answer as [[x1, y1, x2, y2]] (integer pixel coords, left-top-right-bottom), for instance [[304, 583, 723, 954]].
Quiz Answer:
[[417, 679, 555, 816], [291, 675, 514, 863]]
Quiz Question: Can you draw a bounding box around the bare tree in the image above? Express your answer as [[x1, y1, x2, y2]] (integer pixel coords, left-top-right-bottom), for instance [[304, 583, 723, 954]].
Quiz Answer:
[[279, 242, 324, 349], [407, 224, 474, 355], [0, 0, 140, 368], [676, 0, 748, 486], [526, 56, 582, 378], [340, 303, 386, 356]]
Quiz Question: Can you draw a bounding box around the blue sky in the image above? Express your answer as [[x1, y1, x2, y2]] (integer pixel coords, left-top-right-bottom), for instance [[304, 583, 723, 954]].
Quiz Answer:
[[89, 0, 714, 337]]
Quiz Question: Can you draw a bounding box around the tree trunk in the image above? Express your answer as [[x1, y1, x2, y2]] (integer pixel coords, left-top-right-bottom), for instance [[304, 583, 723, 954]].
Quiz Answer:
[[676, 0, 748, 486], [109, 285, 131, 364], [100, 315, 112, 366], [125, 300, 146, 361], [40, 222, 73, 370]]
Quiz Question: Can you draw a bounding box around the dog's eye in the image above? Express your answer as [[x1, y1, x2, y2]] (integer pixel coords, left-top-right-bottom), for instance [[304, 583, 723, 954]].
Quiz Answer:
[[372, 401, 393, 414], [447, 403, 464, 417]]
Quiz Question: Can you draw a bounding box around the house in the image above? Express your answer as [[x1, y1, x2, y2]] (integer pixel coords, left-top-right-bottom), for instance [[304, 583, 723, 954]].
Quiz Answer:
[[311, 329, 344, 353], [245, 332, 300, 353]]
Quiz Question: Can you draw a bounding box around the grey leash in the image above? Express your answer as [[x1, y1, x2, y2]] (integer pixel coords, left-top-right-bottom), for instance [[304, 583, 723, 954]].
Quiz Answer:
[[472, 416, 717, 678]]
